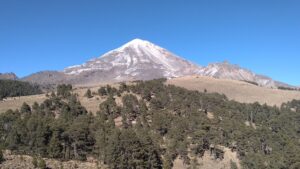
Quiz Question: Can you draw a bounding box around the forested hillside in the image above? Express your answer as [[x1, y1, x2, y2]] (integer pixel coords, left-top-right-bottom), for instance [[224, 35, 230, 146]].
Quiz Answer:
[[0, 79, 42, 100], [0, 79, 299, 169]]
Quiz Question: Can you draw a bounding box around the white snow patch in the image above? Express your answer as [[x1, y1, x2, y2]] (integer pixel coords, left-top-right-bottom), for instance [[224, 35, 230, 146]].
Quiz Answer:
[[65, 65, 81, 69]]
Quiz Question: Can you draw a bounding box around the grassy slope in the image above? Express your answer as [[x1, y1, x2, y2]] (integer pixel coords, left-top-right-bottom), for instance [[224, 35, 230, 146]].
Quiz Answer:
[[167, 75, 300, 106], [0, 86, 102, 114]]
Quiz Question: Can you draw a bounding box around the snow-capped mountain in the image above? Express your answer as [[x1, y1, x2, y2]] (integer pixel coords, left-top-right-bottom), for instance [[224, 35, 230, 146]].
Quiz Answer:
[[198, 61, 293, 88], [23, 39, 201, 85], [23, 38, 294, 88], [64, 39, 201, 80], [199, 62, 275, 87]]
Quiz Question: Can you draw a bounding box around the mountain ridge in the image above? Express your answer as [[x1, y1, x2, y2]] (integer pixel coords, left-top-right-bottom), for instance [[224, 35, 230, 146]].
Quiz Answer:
[[199, 61, 293, 88], [0, 72, 18, 80], [22, 39, 296, 88]]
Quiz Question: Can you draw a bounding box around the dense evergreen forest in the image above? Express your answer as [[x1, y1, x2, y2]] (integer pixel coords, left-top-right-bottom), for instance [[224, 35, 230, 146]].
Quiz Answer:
[[0, 79, 299, 169], [0, 79, 42, 100]]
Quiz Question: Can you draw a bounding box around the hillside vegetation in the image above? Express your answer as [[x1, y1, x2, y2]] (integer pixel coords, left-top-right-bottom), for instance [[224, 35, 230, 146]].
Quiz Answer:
[[1, 75, 300, 113], [0, 79, 42, 100], [0, 79, 299, 169]]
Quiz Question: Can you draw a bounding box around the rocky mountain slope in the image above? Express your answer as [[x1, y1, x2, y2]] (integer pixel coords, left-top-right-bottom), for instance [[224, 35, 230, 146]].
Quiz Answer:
[[22, 39, 295, 88], [0, 73, 18, 80], [199, 61, 292, 88]]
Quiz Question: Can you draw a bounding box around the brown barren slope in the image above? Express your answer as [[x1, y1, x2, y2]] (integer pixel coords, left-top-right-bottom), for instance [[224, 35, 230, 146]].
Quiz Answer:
[[167, 75, 300, 106]]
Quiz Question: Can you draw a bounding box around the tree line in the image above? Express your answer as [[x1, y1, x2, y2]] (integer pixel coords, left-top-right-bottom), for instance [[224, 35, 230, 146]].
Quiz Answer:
[[0, 79, 42, 100]]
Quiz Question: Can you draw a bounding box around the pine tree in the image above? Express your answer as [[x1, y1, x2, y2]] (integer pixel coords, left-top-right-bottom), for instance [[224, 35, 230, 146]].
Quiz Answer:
[[98, 87, 107, 96], [21, 102, 31, 114], [66, 115, 94, 160], [163, 153, 173, 169], [32, 156, 38, 168], [57, 84, 72, 98], [0, 149, 4, 164], [99, 96, 119, 117], [84, 89, 93, 98], [48, 131, 63, 158], [38, 157, 46, 169]]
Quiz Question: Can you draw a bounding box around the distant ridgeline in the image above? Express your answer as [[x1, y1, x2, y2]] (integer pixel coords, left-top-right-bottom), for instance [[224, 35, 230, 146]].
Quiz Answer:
[[0, 79, 42, 100], [278, 86, 300, 91], [0, 79, 300, 169]]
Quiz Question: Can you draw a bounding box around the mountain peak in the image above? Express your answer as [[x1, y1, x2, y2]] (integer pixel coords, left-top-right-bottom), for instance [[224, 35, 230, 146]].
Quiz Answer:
[[117, 38, 157, 51], [126, 38, 148, 45], [62, 39, 200, 82], [222, 60, 230, 64]]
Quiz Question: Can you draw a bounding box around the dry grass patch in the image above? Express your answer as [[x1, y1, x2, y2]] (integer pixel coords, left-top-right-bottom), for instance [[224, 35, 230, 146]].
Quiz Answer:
[[0, 94, 46, 113], [167, 75, 300, 106], [0, 150, 103, 169], [0, 85, 110, 114]]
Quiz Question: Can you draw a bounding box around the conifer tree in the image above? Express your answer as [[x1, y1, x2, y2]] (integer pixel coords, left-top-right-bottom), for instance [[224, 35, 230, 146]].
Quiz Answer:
[[84, 89, 93, 98], [0, 149, 4, 164]]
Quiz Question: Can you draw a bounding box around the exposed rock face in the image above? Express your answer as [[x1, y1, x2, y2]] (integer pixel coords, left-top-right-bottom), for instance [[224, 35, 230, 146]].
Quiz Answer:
[[0, 73, 18, 80], [22, 39, 294, 88]]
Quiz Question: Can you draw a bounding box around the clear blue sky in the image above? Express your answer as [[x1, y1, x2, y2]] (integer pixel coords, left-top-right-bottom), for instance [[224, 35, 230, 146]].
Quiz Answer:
[[0, 0, 299, 85]]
